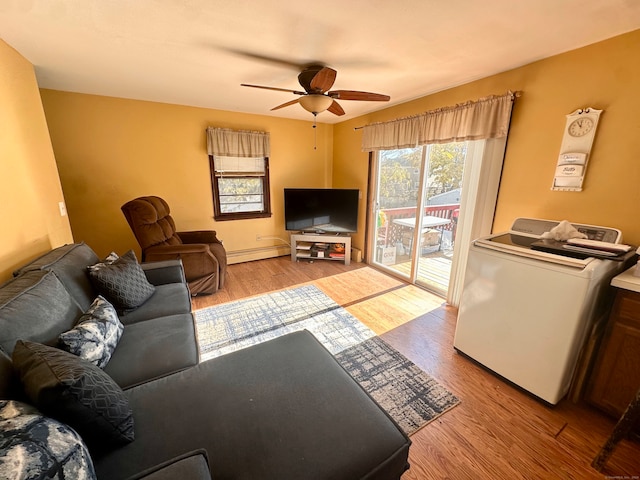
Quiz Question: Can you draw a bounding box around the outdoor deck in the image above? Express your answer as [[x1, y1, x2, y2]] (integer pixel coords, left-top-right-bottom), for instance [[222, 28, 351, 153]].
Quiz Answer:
[[379, 226, 454, 296], [375, 204, 457, 296], [387, 253, 452, 294]]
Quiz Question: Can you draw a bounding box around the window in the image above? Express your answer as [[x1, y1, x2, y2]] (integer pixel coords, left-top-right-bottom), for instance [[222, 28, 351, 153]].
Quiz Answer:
[[206, 127, 271, 221], [209, 155, 271, 220]]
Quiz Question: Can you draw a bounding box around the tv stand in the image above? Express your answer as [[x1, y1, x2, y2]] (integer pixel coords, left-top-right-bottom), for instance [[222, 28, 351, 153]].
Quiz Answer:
[[291, 233, 351, 265]]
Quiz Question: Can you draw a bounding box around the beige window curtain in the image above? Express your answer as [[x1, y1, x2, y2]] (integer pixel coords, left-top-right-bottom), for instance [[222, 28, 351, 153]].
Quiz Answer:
[[361, 91, 518, 152], [206, 127, 270, 157]]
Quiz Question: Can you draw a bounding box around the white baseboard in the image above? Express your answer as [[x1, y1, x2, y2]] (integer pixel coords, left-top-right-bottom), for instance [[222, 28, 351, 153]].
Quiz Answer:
[[226, 245, 291, 265]]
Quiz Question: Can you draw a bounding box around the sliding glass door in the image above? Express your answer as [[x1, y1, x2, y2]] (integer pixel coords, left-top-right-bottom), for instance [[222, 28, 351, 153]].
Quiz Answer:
[[371, 143, 466, 297], [364, 93, 514, 303], [372, 147, 424, 274], [414, 143, 466, 295]]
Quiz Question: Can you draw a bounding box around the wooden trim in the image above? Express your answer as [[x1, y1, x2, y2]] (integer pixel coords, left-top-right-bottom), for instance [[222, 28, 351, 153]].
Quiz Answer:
[[209, 155, 272, 221]]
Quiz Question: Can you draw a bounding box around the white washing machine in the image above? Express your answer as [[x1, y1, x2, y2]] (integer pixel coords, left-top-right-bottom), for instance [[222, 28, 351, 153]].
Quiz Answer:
[[453, 218, 631, 405]]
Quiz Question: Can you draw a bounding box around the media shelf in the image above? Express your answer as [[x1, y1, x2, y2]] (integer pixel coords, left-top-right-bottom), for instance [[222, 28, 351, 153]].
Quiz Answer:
[[290, 233, 351, 266]]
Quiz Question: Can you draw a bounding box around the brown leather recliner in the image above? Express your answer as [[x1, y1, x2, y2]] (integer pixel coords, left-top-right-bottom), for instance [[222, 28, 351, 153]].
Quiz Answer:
[[121, 196, 227, 295]]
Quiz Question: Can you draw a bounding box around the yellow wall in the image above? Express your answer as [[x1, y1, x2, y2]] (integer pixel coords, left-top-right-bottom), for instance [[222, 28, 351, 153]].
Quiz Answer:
[[336, 29, 640, 248], [4, 29, 638, 274], [0, 40, 73, 282], [39, 91, 333, 260]]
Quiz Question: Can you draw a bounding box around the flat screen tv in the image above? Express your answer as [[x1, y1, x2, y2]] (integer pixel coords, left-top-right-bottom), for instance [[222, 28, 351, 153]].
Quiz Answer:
[[284, 188, 359, 234]]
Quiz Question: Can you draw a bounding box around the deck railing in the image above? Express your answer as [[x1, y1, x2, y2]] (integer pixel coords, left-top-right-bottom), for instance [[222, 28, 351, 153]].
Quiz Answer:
[[377, 204, 459, 247]]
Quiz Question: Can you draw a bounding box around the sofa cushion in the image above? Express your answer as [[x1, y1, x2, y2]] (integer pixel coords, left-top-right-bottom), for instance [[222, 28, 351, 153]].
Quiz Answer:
[[92, 330, 411, 480], [119, 283, 192, 325], [0, 400, 96, 480], [88, 250, 155, 312], [103, 314, 198, 389], [124, 450, 211, 480], [0, 270, 82, 356], [13, 242, 100, 311], [12, 341, 135, 447], [58, 295, 124, 368]]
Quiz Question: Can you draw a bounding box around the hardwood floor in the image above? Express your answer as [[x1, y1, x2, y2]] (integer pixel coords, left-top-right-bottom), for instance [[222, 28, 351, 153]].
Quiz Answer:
[[193, 256, 640, 479]]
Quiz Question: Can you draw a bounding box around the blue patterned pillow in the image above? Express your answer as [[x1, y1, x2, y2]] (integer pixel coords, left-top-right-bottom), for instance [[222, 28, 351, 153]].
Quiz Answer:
[[58, 296, 124, 368], [88, 250, 155, 311], [0, 400, 96, 480]]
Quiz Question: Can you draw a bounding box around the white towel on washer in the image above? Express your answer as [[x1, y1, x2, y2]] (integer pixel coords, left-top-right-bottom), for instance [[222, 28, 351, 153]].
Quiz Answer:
[[540, 220, 588, 241]]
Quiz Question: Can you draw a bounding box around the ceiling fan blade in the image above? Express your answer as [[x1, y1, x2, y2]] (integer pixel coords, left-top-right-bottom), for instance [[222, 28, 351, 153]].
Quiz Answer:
[[327, 100, 345, 116], [224, 48, 309, 70], [241, 84, 306, 95], [310, 67, 337, 93], [328, 90, 390, 101], [271, 98, 301, 111]]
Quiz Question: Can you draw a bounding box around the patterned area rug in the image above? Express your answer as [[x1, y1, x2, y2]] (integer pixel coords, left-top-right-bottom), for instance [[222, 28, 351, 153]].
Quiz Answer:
[[195, 285, 459, 435]]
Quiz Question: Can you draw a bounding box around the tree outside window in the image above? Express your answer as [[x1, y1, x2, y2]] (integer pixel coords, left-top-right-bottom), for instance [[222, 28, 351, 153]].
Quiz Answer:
[[378, 142, 466, 209]]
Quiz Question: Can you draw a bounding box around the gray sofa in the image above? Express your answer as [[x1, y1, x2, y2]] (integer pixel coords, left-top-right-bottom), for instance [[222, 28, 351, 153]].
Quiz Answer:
[[0, 243, 411, 479]]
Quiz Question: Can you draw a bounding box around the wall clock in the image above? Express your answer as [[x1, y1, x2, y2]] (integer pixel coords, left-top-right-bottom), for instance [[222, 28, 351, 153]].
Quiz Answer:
[[552, 107, 602, 191]]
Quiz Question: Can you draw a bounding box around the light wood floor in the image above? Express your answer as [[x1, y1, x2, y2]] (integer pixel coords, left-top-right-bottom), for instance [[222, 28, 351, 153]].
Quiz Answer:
[[192, 256, 640, 479]]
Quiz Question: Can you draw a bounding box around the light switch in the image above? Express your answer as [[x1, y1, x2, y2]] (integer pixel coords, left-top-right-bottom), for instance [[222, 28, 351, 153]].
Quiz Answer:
[[58, 201, 67, 216]]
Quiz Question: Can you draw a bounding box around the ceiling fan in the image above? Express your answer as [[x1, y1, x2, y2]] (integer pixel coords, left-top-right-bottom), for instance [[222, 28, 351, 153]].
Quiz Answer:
[[241, 64, 390, 117]]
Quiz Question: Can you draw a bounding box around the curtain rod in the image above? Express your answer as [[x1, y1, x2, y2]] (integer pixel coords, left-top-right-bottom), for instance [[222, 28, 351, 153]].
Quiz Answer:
[[353, 90, 521, 130]]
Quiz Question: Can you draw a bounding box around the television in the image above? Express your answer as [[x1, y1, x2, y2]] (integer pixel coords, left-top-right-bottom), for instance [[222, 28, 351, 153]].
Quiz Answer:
[[284, 188, 359, 234]]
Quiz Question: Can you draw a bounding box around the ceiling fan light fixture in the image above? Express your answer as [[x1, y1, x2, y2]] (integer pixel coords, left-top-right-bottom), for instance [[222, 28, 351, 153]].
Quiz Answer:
[[299, 94, 334, 114]]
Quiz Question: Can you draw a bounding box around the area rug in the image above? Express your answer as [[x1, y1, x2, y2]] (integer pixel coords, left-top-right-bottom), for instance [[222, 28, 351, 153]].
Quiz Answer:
[[195, 284, 459, 435]]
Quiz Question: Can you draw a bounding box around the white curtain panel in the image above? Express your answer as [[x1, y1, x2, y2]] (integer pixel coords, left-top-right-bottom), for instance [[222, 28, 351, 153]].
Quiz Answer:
[[361, 91, 518, 151]]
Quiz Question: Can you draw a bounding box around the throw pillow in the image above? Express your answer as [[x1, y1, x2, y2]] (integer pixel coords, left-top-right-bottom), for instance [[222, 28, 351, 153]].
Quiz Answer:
[[0, 348, 19, 400], [58, 295, 124, 368], [12, 340, 135, 447], [0, 400, 96, 480], [87, 250, 155, 311], [86, 251, 119, 273]]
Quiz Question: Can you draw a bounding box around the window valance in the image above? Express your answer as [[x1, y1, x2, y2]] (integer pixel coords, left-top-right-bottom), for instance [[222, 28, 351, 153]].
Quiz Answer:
[[361, 91, 518, 152], [206, 127, 270, 157]]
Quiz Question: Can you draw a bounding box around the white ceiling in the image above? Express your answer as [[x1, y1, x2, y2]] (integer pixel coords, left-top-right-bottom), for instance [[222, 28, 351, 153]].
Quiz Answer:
[[1, 0, 639, 124]]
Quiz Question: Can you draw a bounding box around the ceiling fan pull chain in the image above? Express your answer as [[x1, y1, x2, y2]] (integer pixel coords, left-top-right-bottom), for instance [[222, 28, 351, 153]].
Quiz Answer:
[[313, 113, 317, 150]]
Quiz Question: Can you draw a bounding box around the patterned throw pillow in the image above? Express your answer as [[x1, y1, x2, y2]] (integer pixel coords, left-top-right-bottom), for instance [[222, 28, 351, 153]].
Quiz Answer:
[[86, 251, 120, 272], [58, 295, 124, 368], [12, 341, 135, 447], [88, 250, 155, 311], [0, 400, 96, 480]]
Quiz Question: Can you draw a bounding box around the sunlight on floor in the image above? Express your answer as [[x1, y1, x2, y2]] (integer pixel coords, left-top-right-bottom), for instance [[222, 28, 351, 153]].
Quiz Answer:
[[313, 267, 448, 335], [312, 267, 404, 304], [346, 285, 447, 335]]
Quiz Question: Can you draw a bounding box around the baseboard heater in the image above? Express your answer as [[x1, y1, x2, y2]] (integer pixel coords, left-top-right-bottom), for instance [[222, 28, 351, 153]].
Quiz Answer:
[[226, 245, 290, 265]]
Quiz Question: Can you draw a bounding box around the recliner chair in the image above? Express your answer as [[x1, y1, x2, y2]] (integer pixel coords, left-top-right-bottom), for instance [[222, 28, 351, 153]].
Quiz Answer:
[[121, 196, 227, 295]]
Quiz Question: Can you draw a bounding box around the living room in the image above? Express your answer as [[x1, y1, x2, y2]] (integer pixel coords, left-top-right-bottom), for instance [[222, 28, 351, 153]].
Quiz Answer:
[[2, 2, 640, 478]]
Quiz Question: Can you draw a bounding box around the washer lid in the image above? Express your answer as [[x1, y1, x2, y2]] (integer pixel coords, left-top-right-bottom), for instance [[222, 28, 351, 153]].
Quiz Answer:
[[510, 217, 622, 243], [474, 234, 593, 268], [473, 218, 624, 268], [474, 218, 612, 269]]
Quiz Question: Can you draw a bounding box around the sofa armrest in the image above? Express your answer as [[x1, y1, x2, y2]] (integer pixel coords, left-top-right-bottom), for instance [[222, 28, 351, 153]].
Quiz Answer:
[[141, 259, 186, 286], [124, 449, 211, 480], [178, 230, 222, 245]]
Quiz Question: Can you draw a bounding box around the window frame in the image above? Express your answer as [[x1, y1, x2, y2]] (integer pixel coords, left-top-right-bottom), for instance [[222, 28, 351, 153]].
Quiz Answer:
[[209, 155, 272, 221]]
